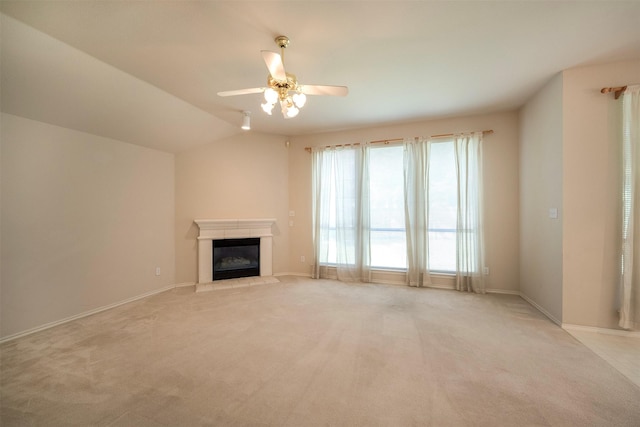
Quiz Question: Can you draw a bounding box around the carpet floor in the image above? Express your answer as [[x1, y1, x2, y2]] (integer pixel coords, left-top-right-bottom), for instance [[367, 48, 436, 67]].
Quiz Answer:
[[1, 276, 639, 426]]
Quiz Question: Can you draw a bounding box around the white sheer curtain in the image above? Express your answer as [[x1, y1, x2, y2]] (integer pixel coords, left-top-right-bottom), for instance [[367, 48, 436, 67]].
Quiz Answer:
[[312, 133, 485, 293], [620, 85, 640, 330], [311, 147, 330, 279], [403, 137, 432, 287], [454, 132, 486, 293], [311, 145, 371, 282]]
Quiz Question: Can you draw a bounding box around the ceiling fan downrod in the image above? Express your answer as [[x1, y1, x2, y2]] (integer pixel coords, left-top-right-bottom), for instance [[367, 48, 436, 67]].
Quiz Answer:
[[274, 35, 289, 68]]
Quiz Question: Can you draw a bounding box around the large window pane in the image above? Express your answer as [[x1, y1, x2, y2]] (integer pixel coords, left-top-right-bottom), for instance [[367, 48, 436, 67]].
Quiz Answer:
[[428, 141, 457, 272], [428, 230, 456, 272], [371, 229, 406, 268], [370, 146, 406, 268], [318, 141, 458, 272]]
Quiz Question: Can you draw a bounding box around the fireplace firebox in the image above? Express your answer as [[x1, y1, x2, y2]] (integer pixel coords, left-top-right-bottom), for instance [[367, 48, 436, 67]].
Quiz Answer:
[[212, 238, 260, 281]]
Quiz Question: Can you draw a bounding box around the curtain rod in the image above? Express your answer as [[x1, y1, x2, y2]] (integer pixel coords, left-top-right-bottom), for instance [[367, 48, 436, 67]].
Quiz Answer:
[[601, 85, 627, 100], [304, 129, 493, 153]]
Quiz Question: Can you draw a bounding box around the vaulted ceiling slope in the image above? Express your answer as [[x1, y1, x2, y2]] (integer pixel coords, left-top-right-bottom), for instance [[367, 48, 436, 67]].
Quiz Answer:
[[2, 1, 640, 153]]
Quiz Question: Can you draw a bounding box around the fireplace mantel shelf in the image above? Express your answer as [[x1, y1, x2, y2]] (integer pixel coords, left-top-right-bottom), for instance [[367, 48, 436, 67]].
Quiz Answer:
[[194, 218, 276, 283], [194, 218, 276, 239]]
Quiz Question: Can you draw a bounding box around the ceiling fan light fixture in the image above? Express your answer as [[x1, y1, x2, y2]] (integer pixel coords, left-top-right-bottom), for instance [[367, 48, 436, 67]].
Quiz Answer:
[[292, 92, 306, 108], [280, 97, 297, 118], [282, 103, 299, 119], [286, 107, 299, 118], [264, 88, 278, 104], [261, 102, 275, 115]]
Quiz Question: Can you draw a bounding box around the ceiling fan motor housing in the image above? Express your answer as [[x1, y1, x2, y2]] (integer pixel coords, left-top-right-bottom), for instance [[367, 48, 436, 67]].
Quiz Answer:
[[267, 73, 299, 100]]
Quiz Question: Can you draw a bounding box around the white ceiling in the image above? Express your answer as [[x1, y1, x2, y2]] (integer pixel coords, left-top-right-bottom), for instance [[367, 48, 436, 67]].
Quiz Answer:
[[2, 1, 640, 152]]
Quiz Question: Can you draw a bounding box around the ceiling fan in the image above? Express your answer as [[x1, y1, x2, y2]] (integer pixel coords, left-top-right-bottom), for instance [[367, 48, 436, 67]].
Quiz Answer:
[[217, 35, 348, 119]]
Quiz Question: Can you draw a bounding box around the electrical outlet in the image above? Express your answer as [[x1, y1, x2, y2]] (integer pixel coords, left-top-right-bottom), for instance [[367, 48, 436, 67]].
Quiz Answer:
[[300, 255, 306, 263], [483, 267, 489, 275], [289, 210, 295, 217], [155, 267, 161, 276]]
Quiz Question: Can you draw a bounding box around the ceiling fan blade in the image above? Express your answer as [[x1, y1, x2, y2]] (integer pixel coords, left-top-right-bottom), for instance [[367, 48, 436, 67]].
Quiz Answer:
[[300, 85, 349, 97], [217, 87, 264, 97], [261, 50, 287, 81]]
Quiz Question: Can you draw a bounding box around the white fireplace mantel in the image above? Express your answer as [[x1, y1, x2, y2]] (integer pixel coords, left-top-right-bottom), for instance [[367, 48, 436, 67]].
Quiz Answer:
[[194, 218, 276, 284]]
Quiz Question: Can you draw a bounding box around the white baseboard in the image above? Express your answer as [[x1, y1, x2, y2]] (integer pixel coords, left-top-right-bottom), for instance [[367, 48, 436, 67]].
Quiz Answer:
[[425, 283, 455, 290], [371, 277, 407, 286], [486, 288, 520, 295], [562, 323, 640, 338], [274, 272, 311, 278], [519, 292, 562, 326], [0, 283, 178, 344], [174, 282, 196, 288]]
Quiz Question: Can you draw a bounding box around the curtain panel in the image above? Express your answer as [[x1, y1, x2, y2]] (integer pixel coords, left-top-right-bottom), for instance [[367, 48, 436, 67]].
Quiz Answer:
[[620, 85, 640, 330], [403, 137, 432, 287], [454, 132, 486, 293], [311, 145, 372, 282]]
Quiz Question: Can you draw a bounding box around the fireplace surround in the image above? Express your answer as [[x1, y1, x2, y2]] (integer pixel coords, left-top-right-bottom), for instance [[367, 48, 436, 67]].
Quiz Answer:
[[194, 219, 276, 284]]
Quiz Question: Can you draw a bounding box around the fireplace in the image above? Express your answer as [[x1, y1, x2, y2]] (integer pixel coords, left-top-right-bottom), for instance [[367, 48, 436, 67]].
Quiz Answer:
[[194, 219, 276, 284], [212, 238, 260, 281]]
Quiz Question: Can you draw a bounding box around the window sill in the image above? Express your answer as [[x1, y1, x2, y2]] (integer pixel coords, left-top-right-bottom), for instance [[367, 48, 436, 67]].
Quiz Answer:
[[319, 264, 454, 277], [317, 264, 456, 286]]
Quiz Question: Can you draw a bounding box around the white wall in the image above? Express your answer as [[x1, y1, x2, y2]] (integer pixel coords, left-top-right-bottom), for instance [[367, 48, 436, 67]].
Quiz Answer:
[[519, 73, 564, 324], [288, 111, 520, 292], [562, 60, 640, 329], [0, 13, 238, 154], [1, 114, 175, 338], [174, 132, 290, 284]]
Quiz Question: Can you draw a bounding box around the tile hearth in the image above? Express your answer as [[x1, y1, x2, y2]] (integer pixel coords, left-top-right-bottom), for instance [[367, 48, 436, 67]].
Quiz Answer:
[[195, 276, 280, 293]]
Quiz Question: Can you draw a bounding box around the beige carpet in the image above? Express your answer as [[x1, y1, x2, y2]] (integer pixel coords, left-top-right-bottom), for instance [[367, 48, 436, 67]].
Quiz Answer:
[[1, 276, 639, 426]]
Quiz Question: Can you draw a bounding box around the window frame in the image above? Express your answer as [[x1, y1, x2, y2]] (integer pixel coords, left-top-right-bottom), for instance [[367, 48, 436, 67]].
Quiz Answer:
[[317, 141, 459, 274]]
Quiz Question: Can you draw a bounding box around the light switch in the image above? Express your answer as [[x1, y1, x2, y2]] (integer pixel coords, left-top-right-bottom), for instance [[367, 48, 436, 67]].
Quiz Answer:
[[549, 208, 558, 219]]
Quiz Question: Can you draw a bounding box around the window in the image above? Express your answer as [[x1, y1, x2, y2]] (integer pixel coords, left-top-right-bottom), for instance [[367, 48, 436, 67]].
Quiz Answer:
[[427, 141, 457, 272], [369, 145, 406, 268], [320, 141, 457, 272]]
